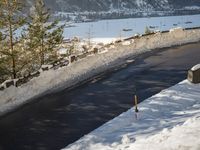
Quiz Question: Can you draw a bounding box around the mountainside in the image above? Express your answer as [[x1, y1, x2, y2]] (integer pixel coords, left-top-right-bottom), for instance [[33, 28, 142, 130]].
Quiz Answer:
[[25, 0, 200, 11], [25, 0, 200, 21]]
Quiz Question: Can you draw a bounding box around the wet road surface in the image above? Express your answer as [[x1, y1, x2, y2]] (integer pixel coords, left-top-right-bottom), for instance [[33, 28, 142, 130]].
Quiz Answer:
[[0, 42, 200, 150]]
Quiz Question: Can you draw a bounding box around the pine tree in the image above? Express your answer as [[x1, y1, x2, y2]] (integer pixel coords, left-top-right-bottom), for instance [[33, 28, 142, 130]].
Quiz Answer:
[[27, 0, 64, 66], [0, 0, 25, 79]]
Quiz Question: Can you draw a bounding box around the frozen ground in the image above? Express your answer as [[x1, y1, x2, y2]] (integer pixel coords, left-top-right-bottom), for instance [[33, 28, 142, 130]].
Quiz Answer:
[[63, 14, 200, 44], [62, 80, 200, 150]]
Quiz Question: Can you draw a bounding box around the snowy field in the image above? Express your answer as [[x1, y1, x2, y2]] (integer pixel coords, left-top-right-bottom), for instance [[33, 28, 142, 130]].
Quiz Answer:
[[63, 14, 200, 44], [62, 80, 200, 150]]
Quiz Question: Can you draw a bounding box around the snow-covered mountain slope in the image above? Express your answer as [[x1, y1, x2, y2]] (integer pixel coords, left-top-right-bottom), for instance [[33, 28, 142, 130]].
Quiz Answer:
[[25, 0, 200, 12], [24, 0, 200, 21]]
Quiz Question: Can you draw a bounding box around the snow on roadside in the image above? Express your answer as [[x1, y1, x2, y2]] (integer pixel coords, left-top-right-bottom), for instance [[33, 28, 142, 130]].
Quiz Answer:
[[129, 116, 200, 150], [62, 80, 200, 150], [0, 41, 145, 116], [1, 26, 200, 117], [191, 64, 200, 71], [91, 38, 117, 44]]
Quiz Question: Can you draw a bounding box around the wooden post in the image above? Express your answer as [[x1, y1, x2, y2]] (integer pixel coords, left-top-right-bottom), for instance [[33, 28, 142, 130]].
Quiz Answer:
[[134, 95, 139, 113]]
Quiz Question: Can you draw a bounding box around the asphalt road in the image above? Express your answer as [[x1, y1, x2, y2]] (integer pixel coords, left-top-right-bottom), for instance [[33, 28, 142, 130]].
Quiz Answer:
[[0, 42, 200, 150]]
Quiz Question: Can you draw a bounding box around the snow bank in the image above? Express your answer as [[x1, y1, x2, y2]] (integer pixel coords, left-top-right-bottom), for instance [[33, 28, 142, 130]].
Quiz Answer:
[[131, 116, 200, 150], [0, 29, 200, 115], [131, 27, 200, 51], [0, 42, 149, 116], [92, 38, 116, 44], [169, 27, 183, 32], [1, 27, 200, 116], [62, 80, 200, 150]]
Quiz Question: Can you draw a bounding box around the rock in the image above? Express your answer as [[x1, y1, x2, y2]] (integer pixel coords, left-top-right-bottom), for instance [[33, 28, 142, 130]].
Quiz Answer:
[[53, 61, 60, 67], [16, 77, 29, 87], [77, 53, 87, 60], [93, 48, 98, 54], [30, 71, 40, 78], [41, 65, 49, 71], [115, 39, 122, 43], [0, 85, 4, 91], [97, 42, 104, 47], [4, 80, 14, 88], [70, 55, 76, 63], [60, 59, 69, 67]]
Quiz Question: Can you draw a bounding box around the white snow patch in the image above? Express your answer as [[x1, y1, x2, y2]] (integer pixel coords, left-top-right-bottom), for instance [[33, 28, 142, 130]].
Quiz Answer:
[[62, 80, 200, 150], [122, 40, 131, 46], [169, 27, 183, 32], [92, 38, 117, 44], [59, 48, 68, 55], [185, 6, 200, 10], [191, 64, 200, 71], [130, 116, 200, 150]]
